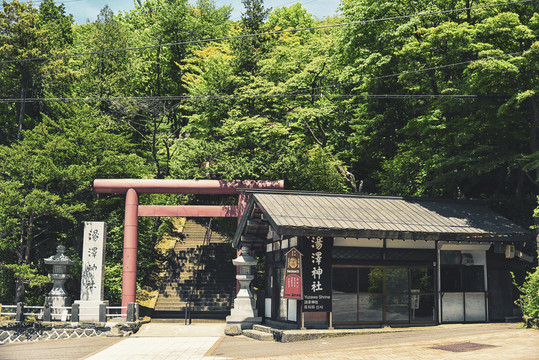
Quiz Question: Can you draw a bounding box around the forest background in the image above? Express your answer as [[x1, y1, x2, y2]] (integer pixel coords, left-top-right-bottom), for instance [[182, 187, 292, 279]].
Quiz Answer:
[[0, 0, 537, 306]]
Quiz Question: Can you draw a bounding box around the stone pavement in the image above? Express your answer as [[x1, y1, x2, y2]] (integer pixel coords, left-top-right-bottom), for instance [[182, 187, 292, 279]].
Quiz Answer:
[[0, 336, 122, 360], [0, 322, 537, 360], [210, 323, 539, 359]]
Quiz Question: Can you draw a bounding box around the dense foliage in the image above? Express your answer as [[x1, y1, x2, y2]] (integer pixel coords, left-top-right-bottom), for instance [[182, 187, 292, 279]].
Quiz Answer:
[[0, 0, 537, 304], [514, 267, 539, 319]]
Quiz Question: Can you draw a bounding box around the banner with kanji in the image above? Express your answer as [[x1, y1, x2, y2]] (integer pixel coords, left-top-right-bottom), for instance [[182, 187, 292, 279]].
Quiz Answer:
[[302, 236, 333, 312], [284, 247, 303, 299]]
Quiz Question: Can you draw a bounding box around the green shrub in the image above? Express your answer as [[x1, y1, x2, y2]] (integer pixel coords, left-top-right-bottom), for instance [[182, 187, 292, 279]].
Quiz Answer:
[[514, 267, 539, 319]]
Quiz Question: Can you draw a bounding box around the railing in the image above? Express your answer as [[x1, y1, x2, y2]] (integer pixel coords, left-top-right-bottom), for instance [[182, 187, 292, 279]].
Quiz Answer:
[[0, 303, 138, 323], [185, 219, 213, 325]]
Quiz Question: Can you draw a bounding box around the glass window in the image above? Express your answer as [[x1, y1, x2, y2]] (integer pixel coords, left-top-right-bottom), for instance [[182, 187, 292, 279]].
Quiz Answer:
[[333, 294, 357, 322], [411, 267, 434, 293], [411, 295, 435, 322], [358, 294, 383, 322], [463, 266, 485, 292], [386, 295, 409, 321], [332, 267, 357, 293], [332, 265, 436, 324], [441, 265, 485, 292], [441, 251, 461, 265], [359, 267, 383, 293], [441, 266, 461, 292], [386, 268, 408, 293]]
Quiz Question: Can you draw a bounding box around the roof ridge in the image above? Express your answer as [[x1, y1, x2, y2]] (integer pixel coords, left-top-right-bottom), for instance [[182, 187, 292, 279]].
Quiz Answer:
[[238, 188, 486, 205]]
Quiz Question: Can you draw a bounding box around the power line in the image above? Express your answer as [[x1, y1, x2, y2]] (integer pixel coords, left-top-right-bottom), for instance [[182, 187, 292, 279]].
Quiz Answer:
[[0, 51, 520, 103], [304, 51, 524, 95], [0, 0, 532, 65], [0, 93, 504, 103], [0, 0, 82, 9]]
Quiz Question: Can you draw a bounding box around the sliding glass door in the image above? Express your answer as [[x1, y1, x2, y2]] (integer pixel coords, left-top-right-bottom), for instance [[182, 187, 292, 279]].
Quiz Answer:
[[332, 266, 435, 325]]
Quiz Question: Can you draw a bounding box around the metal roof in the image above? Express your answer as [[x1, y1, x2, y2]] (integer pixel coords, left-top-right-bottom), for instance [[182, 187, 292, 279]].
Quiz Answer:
[[233, 190, 530, 246]]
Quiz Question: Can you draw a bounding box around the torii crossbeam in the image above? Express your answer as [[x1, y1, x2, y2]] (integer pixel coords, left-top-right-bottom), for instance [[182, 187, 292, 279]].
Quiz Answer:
[[93, 179, 284, 308]]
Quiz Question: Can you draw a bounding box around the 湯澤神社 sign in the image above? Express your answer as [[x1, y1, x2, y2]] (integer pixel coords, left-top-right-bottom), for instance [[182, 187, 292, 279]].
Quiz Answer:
[[302, 236, 333, 312]]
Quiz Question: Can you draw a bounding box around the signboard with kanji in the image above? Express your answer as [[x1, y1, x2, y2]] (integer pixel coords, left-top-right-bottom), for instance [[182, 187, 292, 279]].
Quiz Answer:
[[284, 248, 303, 299], [80, 222, 106, 302], [302, 236, 333, 312]]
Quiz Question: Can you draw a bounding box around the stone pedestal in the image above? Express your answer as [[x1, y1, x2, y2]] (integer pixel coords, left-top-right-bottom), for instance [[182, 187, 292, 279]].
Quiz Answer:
[[75, 222, 108, 322], [73, 300, 109, 322], [226, 246, 262, 333]]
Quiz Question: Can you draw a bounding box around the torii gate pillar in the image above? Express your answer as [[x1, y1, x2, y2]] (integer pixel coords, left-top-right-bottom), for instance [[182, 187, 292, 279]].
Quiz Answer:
[[123, 188, 139, 308], [93, 179, 284, 309]]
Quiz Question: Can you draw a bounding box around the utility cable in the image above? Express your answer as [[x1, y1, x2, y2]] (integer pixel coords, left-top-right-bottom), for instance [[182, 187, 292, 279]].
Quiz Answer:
[[0, 50, 518, 103], [0, 0, 82, 9], [300, 51, 524, 95], [0, 93, 504, 103], [0, 0, 532, 65]]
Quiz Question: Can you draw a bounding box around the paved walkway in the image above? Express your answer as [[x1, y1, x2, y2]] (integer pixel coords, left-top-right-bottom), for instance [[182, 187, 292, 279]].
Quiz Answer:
[[211, 323, 539, 359], [0, 323, 537, 360], [84, 323, 228, 360]]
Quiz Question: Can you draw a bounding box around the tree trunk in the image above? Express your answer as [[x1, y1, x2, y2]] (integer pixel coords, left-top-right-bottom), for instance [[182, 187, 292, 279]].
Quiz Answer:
[[14, 213, 34, 304], [15, 218, 26, 303]]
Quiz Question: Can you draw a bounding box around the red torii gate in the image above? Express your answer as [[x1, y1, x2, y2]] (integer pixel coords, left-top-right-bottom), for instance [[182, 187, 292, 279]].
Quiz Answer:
[[93, 179, 284, 308]]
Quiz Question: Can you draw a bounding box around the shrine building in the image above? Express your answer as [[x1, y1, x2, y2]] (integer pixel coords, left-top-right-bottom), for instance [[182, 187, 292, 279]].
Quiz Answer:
[[232, 189, 532, 328]]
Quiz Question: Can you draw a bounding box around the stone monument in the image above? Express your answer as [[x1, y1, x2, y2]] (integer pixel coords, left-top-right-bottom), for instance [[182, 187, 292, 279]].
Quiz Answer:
[[74, 222, 108, 322], [225, 246, 261, 334], [44, 245, 75, 320]]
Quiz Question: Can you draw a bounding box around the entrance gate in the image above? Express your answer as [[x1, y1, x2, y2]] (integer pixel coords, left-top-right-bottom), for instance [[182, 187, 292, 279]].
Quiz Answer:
[[93, 179, 284, 309]]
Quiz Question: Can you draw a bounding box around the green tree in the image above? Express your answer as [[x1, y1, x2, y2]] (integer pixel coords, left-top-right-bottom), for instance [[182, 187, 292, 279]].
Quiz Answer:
[[0, 106, 146, 303], [0, 1, 43, 142], [335, 0, 538, 201], [514, 267, 539, 319]]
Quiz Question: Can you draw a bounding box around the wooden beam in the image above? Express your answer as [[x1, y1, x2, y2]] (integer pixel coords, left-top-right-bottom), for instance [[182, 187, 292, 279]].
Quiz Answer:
[[138, 205, 239, 217]]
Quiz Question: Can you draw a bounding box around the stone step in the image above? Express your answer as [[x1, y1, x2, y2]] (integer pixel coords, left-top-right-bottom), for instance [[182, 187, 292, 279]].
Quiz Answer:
[[159, 289, 233, 296], [160, 297, 232, 302], [160, 293, 233, 300], [152, 309, 229, 320], [157, 294, 231, 300], [155, 301, 231, 310], [151, 317, 226, 323], [154, 219, 234, 318], [161, 288, 232, 293], [242, 329, 274, 341], [154, 305, 230, 312], [161, 281, 235, 287], [252, 325, 273, 333], [174, 248, 229, 253]]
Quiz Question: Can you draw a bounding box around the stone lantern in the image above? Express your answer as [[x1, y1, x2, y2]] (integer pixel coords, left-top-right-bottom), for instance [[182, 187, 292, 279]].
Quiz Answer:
[[225, 245, 261, 333], [44, 245, 75, 315]]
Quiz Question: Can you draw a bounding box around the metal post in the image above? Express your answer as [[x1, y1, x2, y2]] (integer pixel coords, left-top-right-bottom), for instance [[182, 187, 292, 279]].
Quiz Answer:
[[43, 303, 51, 322], [71, 303, 79, 322], [16, 302, 24, 322]]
